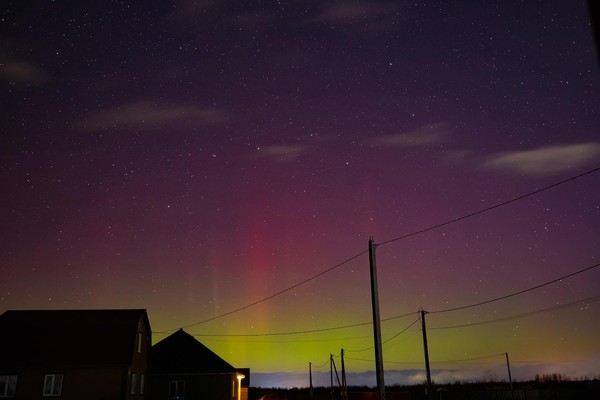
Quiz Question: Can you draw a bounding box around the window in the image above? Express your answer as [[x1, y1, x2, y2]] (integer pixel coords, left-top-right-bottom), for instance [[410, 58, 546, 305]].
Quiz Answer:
[[130, 373, 137, 395], [0, 375, 17, 398], [140, 374, 145, 395], [137, 332, 143, 353], [43, 374, 63, 396], [169, 381, 185, 399]]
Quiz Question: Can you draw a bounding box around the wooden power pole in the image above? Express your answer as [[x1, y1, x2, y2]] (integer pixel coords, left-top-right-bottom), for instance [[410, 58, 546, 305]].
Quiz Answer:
[[505, 352, 513, 391], [309, 362, 314, 400], [369, 238, 386, 400], [420, 309, 432, 400], [341, 349, 347, 400]]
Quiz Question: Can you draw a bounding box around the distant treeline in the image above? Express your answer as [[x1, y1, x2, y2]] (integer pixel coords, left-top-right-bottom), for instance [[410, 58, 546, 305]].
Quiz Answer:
[[250, 378, 600, 400]]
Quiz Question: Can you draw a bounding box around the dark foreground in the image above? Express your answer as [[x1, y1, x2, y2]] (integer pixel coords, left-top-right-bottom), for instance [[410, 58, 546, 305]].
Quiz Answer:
[[250, 380, 600, 400]]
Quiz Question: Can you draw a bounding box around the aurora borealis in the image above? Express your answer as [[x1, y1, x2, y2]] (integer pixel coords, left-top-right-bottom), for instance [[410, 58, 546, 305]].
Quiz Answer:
[[2, 0, 600, 388]]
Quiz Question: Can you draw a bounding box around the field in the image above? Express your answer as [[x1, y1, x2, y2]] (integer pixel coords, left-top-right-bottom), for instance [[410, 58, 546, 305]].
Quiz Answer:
[[250, 379, 600, 400]]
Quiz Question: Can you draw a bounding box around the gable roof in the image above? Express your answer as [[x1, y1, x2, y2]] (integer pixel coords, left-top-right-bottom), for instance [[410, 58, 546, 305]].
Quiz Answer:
[[0, 309, 150, 369], [150, 328, 235, 374]]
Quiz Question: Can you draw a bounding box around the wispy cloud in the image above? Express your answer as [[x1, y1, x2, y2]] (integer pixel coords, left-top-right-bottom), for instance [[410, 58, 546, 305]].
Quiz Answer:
[[370, 122, 451, 148], [0, 59, 50, 85], [76, 100, 229, 130], [257, 144, 311, 162], [483, 143, 600, 175]]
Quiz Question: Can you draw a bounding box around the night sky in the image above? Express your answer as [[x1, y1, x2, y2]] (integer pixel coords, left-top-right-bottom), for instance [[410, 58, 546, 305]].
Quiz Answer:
[[2, 0, 599, 388]]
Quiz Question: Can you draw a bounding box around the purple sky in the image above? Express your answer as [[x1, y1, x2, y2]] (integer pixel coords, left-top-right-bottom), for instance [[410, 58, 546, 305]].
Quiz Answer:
[[2, 0, 599, 388]]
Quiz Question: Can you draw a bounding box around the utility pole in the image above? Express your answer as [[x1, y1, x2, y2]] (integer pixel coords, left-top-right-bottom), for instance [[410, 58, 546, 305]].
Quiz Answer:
[[331, 355, 342, 400], [309, 362, 314, 400], [505, 352, 513, 391], [330, 354, 334, 400], [369, 238, 386, 400], [420, 309, 432, 400], [341, 349, 347, 400]]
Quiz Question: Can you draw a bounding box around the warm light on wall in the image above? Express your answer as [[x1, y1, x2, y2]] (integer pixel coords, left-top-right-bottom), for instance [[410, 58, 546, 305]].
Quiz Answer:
[[236, 373, 245, 400]]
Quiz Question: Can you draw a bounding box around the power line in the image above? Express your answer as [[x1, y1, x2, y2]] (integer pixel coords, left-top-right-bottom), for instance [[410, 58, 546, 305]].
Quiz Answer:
[[156, 167, 599, 335], [346, 317, 421, 353], [160, 310, 418, 338], [429, 262, 600, 314], [154, 249, 369, 334], [382, 311, 421, 322], [310, 360, 330, 369], [432, 353, 506, 364], [155, 167, 599, 336], [345, 356, 390, 364], [192, 334, 374, 344], [154, 262, 598, 338], [430, 293, 600, 330], [383, 317, 421, 345], [378, 166, 600, 247], [183, 320, 374, 337], [347, 353, 506, 366]]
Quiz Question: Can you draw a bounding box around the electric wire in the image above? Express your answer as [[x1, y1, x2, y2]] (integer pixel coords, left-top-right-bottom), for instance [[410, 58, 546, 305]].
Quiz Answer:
[[185, 320, 374, 337], [348, 353, 506, 366], [382, 317, 421, 345], [310, 360, 330, 369], [171, 311, 418, 338], [345, 317, 421, 353], [155, 249, 369, 334], [378, 166, 600, 247], [432, 353, 507, 364], [430, 294, 600, 330], [428, 262, 600, 314], [155, 167, 599, 335], [192, 334, 374, 344], [382, 311, 421, 322], [153, 262, 598, 338], [176, 292, 600, 344]]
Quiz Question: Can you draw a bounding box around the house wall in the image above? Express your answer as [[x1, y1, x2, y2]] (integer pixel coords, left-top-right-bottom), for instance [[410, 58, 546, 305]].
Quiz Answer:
[[146, 373, 236, 400], [2, 315, 151, 399], [0, 310, 151, 399], [128, 316, 152, 397], [3, 366, 128, 399]]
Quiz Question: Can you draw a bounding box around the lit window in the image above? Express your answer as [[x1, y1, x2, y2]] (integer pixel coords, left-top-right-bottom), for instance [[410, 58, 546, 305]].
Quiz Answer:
[[0, 375, 17, 398], [43, 374, 63, 397], [169, 381, 185, 399], [130, 373, 137, 395]]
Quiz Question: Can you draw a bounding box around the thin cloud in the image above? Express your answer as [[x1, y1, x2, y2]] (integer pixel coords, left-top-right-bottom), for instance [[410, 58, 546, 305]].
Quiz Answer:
[[371, 122, 450, 148], [0, 59, 50, 85], [257, 144, 311, 162], [76, 100, 229, 130], [483, 143, 600, 175]]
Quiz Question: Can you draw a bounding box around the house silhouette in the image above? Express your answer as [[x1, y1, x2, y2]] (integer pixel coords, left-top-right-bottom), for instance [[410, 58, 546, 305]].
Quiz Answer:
[[147, 328, 248, 400], [0, 309, 150, 398], [0, 310, 248, 399]]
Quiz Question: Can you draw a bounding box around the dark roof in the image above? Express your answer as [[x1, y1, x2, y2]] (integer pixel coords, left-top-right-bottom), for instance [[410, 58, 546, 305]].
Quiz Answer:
[[0, 309, 149, 368], [150, 329, 235, 374]]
